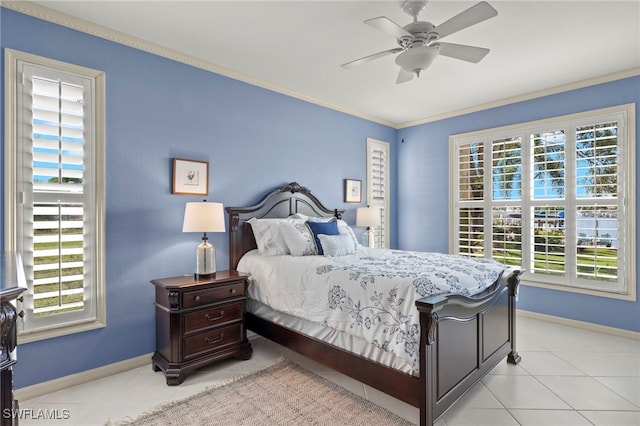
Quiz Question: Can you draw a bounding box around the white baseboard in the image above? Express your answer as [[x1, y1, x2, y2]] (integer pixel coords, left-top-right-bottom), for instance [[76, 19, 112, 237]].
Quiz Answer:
[[517, 309, 640, 341], [15, 353, 153, 401], [16, 334, 264, 401]]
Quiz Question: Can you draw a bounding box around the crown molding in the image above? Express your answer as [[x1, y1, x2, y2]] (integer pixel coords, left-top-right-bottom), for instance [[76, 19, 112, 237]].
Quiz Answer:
[[2, 1, 397, 128], [397, 67, 640, 129]]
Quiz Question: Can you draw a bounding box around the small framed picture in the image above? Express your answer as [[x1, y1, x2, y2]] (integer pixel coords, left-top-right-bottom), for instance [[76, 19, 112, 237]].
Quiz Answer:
[[172, 158, 209, 195], [344, 179, 362, 203]]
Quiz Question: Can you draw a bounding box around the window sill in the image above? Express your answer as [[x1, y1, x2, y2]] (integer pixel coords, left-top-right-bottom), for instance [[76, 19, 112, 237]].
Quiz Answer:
[[18, 318, 106, 344], [521, 278, 636, 301]]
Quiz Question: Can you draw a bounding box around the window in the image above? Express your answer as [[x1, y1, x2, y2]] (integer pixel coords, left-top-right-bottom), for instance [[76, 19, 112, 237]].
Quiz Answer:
[[450, 105, 635, 299], [4, 49, 106, 342], [366, 138, 390, 248]]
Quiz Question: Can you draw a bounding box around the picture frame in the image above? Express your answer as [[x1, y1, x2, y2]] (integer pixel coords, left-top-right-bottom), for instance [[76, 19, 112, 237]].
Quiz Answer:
[[172, 158, 209, 196], [344, 179, 362, 203]]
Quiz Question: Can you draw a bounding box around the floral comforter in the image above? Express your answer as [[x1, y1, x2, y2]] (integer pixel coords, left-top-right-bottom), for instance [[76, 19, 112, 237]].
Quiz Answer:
[[238, 247, 506, 372]]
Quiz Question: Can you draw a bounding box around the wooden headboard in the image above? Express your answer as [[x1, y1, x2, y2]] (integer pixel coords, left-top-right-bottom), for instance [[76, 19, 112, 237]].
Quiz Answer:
[[225, 182, 344, 270]]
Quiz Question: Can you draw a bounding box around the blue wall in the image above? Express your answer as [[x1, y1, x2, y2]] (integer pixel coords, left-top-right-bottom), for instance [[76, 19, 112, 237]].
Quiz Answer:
[[397, 77, 640, 333], [0, 8, 396, 388], [1, 7, 638, 389]]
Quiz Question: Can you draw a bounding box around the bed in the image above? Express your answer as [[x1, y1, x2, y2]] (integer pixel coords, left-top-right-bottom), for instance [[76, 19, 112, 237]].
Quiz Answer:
[[226, 182, 521, 426]]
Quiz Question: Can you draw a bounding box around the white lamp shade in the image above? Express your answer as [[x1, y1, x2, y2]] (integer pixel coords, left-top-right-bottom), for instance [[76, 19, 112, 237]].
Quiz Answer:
[[356, 206, 380, 228], [182, 202, 225, 233]]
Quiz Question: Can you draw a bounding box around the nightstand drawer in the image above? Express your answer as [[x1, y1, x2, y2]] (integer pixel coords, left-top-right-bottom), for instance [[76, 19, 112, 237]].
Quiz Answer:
[[183, 323, 242, 360], [183, 281, 245, 308], [183, 301, 243, 334]]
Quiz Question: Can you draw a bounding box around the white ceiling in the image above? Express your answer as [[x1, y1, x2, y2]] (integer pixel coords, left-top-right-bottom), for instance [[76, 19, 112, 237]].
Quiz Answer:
[[20, 1, 640, 127]]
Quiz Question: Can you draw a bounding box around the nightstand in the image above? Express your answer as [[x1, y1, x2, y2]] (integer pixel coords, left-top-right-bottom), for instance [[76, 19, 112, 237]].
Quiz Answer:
[[151, 270, 253, 385]]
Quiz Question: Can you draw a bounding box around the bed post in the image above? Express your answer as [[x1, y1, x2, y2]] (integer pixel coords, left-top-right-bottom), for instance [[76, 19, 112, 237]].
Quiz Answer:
[[507, 270, 522, 365], [417, 299, 443, 426]]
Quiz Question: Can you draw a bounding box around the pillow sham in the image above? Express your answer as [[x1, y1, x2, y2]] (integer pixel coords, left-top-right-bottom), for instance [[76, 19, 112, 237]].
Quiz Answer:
[[305, 220, 340, 255], [247, 217, 298, 256], [318, 234, 357, 257], [280, 221, 317, 256]]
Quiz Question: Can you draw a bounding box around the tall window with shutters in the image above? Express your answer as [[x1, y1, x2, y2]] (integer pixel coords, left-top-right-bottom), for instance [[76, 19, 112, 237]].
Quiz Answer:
[[366, 138, 390, 248], [451, 105, 635, 299], [4, 49, 106, 342]]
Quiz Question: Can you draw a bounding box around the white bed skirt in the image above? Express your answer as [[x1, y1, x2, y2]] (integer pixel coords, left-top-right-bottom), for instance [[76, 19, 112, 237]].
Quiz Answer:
[[246, 298, 418, 377]]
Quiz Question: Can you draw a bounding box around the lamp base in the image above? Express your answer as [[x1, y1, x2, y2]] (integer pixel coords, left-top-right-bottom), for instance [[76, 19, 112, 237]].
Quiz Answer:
[[195, 238, 216, 279], [195, 272, 216, 280], [366, 227, 376, 248]]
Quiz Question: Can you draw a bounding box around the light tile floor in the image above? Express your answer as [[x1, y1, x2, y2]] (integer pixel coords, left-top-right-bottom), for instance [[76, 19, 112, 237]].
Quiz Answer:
[[17, 316, 640, 425]]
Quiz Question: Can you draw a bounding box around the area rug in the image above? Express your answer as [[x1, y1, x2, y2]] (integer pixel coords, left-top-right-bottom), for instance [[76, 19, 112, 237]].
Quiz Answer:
[[116, 358, 414, 425]]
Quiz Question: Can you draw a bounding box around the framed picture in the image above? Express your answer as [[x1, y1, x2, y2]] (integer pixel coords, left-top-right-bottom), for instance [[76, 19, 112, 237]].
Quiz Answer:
[[344, 179, 362, 203], [172, 158, 209, 195]]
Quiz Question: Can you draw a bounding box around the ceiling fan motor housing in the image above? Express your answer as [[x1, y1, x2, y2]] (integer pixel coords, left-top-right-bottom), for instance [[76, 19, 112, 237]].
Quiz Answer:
[[401, 21, 438, 48]]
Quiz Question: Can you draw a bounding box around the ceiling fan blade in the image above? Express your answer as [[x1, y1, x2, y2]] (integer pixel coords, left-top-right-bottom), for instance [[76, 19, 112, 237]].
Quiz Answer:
[[396, 68, 414, 84], [436, 42, 490, 63], [434, 1, 498, 39], [365, 16, 413, 40], [341, 48, 403, 69]]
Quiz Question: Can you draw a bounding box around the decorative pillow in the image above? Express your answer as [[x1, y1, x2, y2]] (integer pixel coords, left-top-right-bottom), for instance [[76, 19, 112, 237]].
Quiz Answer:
[[305, 220, 340, 255], [336, 220, 360, 249], [318, 234, 357, 257], [247, 217, 294, 256], [280, 221, 317, 256]]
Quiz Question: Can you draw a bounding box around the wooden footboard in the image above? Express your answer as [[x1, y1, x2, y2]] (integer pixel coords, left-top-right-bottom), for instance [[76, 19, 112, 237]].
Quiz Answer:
[[416, 269, 521, 425]]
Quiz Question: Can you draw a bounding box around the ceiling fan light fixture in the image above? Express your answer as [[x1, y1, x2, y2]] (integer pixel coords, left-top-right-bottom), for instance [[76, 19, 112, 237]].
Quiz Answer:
[[395, 45, 439, 75]]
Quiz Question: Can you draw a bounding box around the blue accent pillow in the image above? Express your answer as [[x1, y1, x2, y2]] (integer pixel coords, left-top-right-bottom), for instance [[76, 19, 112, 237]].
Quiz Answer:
[[306, 220, 340, 255]]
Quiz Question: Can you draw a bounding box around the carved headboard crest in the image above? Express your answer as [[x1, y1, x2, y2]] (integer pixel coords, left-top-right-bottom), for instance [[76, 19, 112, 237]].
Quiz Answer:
[[279, 181, 305, 194]]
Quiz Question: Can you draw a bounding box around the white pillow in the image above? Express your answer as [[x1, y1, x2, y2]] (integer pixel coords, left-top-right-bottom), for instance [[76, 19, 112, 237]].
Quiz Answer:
[[337, 220, 360, 249], [318, 234, 357, 257], [280, 221, 317, 256], [248, 217, 297, 256]]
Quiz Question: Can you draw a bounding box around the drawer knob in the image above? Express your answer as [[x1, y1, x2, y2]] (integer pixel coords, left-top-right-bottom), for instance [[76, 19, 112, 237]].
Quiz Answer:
[[230, 288, 237, 295], [205, 311, 224, 321], [194, 295, 201, 301], [205, 333, 224, 344]]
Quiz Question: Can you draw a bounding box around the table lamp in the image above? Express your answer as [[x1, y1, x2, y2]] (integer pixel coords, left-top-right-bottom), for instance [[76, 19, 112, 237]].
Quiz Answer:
[[182, 201, 225, 278], [356, 206, 380, 248]]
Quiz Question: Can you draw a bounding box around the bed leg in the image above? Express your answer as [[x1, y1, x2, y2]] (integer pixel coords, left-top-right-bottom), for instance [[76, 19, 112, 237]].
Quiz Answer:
[[507, 271, 521, 365]]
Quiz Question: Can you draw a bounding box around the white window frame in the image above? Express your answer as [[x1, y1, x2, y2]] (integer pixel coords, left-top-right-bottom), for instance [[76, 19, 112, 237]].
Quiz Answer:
[[366, 137, 390, 248], [4, 49, 106, 343], [449, 104, 635, 300]]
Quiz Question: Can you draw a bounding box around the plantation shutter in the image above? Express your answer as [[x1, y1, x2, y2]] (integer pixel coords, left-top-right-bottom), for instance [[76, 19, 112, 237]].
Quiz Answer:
[[366, 138, 390, 248], [456, 141, 485, 258], [530, 129, 567, 278], [18, 62, 96, 331], [573, 119, 621, 284], [490, 136, 523, 268]]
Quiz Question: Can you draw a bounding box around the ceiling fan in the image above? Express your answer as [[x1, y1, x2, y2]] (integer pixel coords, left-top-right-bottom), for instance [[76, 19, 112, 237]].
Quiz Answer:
[[341, 1, 498, 84]]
